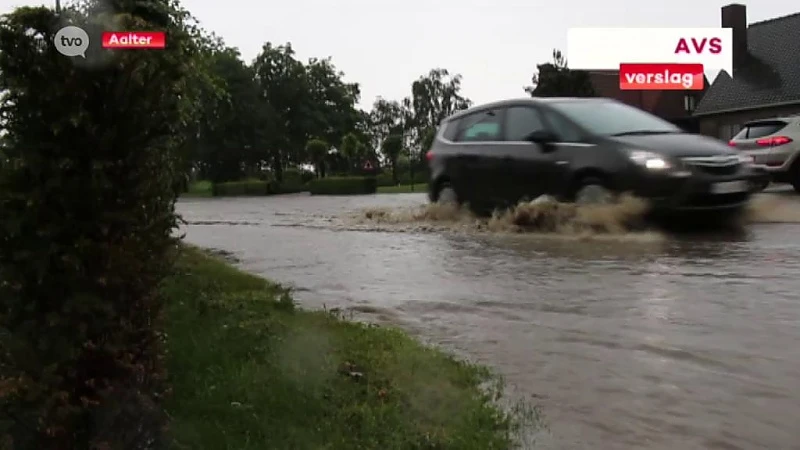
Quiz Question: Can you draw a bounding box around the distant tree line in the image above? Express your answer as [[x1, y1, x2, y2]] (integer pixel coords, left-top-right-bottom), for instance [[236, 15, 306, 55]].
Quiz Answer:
[[188, 39, 473, 186]]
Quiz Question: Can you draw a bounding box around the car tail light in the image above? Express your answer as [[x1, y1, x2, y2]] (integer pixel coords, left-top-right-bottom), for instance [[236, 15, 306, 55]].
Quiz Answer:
[[425, 151, 433, 161], [728, 140, 737, 147], [756, 136, 792, 146]]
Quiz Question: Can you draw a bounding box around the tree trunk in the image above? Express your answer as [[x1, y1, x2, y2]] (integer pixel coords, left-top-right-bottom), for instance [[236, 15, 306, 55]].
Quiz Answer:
[[272, 150, 283, 182], [391, 160, 398, 185], [409, 159, 415, 192]]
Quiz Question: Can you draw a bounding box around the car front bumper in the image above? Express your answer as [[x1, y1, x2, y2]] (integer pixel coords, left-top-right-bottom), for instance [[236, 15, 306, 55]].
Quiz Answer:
[[627, 165, 768, 212]]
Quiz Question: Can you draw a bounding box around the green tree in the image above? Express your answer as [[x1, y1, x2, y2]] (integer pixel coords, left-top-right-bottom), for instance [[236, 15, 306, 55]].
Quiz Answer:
[[406, 69, 471, 186], [305, 138, 329, 178], [0, 0, 201, 447], [524, 49, 596, 97], [339, 132, 364, 172], [421, 126, 436, 151], [381, 134, 403, 184], [304, 57, 361, 151], [198, 47, 274, 182], [252, 42, 308, 182], [409, 68, 471, 133]]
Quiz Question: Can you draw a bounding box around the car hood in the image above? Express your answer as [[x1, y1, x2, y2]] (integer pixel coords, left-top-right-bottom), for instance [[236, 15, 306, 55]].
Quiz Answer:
[[609, 133, 735, 157]]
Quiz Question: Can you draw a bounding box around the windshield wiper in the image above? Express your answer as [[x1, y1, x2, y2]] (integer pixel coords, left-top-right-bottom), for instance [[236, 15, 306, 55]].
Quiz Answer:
[[610, 130, 683, 137]]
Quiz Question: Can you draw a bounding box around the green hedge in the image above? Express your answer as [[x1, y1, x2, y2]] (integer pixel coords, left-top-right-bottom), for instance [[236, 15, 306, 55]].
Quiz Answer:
[[307, 176, 377, 195], [212, 179, 279, 196], [398, 171, 427, 185], [276, 180, 308, 194], [376, 173, 396, 187]]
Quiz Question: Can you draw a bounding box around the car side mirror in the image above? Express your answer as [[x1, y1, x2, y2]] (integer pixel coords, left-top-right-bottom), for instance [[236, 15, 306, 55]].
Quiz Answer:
[[525, 130, 557, 144]]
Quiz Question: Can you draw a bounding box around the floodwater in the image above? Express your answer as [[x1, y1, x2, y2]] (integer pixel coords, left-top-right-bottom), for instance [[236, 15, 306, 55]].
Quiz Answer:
[[177, 188, 800, 450]]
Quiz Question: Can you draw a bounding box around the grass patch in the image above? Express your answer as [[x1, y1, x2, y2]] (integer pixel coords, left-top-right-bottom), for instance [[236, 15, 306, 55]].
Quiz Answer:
[[377, 183, 427, 194], [183, 180, 213, 197], [161, 246, 523, 449]]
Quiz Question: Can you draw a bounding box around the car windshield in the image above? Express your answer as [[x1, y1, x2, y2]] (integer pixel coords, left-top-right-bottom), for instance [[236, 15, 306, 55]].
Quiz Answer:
[[549, 100, 681, 136]]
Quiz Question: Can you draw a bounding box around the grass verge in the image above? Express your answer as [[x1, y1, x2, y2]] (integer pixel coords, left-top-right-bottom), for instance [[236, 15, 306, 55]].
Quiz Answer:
[[377, 183, 427, 194], [161, 246, 521, 449], [183, 180, 213, 197]]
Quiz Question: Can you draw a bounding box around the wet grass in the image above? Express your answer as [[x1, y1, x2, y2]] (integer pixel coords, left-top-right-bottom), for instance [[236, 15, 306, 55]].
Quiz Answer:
[[182, 180, 212, 197], [377, 183, 427, 194], [161, 245, 525, 449]]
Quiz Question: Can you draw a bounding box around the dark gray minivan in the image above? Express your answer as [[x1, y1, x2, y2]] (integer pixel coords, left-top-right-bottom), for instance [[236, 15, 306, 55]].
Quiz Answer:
[[426, 97, 768, 215]]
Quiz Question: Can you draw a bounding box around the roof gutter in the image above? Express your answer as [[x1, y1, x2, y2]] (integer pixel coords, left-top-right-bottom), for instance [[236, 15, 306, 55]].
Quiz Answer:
[[693, 99, 800, 117]]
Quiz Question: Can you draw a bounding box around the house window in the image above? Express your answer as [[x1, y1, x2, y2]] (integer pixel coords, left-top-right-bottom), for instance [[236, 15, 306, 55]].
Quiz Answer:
[[684, 95, 696, 112]]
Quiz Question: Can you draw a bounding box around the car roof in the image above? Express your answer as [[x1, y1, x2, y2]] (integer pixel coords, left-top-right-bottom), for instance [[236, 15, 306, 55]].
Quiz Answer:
[[444, 97, 617, 123], [743, 114, 800, 125]]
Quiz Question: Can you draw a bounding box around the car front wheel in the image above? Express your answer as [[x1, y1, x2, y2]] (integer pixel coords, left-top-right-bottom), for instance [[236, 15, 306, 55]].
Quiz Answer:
[[574, 180, 615, 205]]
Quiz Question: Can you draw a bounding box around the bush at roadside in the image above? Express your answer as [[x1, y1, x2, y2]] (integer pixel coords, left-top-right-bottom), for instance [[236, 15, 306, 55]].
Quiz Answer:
[[0, 4, 193, 447], [376, 173, 396, 187], [213, 179, 280, 196], [307, 176, 377, 195]]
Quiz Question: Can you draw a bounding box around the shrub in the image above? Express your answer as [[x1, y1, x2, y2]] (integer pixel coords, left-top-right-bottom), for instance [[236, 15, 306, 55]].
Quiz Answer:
[[212, 179, 278, 196], [0, 3, 196, 448], [376, 173, 396, 187], [282, 168, 304, 185], [300, 170, 315, 184], [307, 176, 377, 195], [398, 170, 428, 185], [276, 181, 308, 194]]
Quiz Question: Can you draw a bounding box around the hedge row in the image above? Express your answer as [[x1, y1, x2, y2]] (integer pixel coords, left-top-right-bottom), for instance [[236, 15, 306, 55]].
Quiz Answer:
[[211, 174, 421, 197], [212, 179, 279, 196], [307, 176, 377, 195], [376, 172, 427, 187]]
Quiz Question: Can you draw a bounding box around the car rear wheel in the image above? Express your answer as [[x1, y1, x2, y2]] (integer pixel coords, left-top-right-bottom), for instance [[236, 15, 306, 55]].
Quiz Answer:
[[791, 163, 800, 193], [436, 184, 459, 205], [575, 179, 615, 205]]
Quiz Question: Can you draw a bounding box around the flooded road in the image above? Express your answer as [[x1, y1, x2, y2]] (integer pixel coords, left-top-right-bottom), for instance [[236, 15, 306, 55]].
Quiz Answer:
[[177, 189, 800, 450]]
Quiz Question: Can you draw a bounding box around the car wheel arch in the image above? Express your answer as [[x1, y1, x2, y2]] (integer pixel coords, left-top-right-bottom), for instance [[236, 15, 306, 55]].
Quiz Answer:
[[432, 176, 453, 200], [570, 168, 612, 197]]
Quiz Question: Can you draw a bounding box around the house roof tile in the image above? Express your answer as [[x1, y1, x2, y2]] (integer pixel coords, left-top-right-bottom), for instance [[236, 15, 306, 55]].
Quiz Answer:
[[693, 12, 800, 116]]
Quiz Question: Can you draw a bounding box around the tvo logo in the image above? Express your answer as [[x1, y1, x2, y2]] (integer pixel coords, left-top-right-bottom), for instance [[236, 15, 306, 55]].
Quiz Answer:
[[54, 26, 89, 58]]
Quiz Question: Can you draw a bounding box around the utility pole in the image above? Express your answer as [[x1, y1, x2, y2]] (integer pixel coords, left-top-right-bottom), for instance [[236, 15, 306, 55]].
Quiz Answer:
[[55, 0, 61, 13]]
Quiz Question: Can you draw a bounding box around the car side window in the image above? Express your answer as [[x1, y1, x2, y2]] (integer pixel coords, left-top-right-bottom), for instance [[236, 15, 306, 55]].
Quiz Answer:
[[504, 106, 546, 141], [543, 110, 584, 143], [441, 119, 460, 141], [456, 110, 502, 142]]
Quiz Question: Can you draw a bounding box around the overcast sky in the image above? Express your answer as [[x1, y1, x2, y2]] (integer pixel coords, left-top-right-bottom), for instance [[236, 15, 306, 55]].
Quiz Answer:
[[1, 0, 796, 109]]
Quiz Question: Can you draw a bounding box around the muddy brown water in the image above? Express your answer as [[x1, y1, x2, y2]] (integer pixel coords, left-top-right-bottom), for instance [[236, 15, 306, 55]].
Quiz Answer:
[[177, 187, 800, 450]]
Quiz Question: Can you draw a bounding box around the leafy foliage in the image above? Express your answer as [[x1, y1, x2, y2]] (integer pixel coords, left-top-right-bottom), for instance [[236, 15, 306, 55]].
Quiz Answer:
[[338, 133, 364, 170], [525, 49, 596, 97], [305, 138, 329, 178], [381, 134, 403, 184], [0, 1, 199, 447]]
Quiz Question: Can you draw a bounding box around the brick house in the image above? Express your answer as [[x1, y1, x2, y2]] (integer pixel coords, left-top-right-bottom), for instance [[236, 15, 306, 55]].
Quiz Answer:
[[693, 4, 800, 139], [587, 71, 708, 132]]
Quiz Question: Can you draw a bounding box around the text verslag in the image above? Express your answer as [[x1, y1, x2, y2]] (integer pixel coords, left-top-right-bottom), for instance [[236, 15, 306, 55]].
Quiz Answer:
[[619, 63, 704, 90]]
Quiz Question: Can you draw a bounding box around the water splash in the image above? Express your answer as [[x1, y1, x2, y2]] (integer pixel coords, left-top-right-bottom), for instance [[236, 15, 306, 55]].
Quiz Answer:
[[745, 194, 800, 224], [348, 194, 661, 241]]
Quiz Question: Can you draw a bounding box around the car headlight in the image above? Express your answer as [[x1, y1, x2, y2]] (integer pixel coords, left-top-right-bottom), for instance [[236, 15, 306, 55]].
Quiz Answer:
[[628, 150, 671, 170]]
